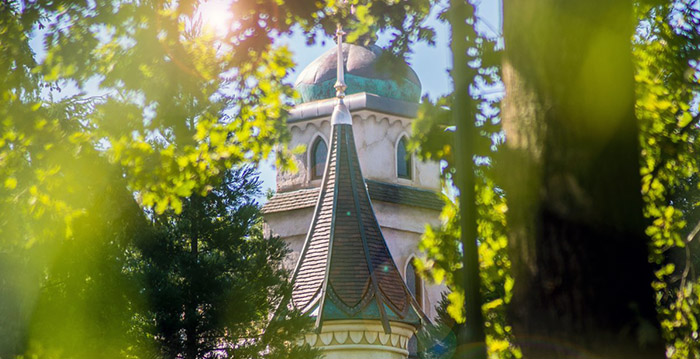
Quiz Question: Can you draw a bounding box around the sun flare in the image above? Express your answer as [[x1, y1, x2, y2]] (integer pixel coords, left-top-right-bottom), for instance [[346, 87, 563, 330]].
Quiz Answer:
[[197, 0, 234, 37]]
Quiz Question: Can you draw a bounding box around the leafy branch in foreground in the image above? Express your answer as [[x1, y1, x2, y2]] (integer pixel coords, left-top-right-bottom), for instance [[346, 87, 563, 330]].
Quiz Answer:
[[408, 5, 514, 355], [635, 2, 700, 358], [0, 1, 436, 357]]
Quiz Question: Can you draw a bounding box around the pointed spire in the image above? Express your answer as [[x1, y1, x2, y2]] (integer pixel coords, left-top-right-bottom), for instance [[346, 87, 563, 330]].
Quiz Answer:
[[288, 22, 425, 335], [330, 23, 352, 125]]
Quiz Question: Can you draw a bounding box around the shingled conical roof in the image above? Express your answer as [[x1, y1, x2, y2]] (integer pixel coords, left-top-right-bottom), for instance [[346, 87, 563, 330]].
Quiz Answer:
[[288, 25, 424, 333]]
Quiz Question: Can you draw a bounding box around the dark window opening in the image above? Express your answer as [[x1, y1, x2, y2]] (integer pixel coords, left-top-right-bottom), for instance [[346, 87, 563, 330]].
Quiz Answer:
[[406, 259, 423, 359], [406, 259, 423, 307], [397, 136, 412, 179], [311, 137, 327, 180]]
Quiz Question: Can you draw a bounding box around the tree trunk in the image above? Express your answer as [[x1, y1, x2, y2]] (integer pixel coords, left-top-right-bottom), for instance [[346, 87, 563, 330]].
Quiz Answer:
[[500, 0, 665, 357], [450, 0, 486, 358], [186, 196, 202, 359]]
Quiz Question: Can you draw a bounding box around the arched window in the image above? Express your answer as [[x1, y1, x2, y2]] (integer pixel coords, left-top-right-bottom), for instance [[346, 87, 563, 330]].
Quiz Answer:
[[397, 136, 412, 179], [406, 258, 422, 359], [406, 258, 423, 307], [311, 137, 327, 180]]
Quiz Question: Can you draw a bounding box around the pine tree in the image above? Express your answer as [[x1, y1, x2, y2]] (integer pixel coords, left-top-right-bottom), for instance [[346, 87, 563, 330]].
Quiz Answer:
[[131, 167, 317, 359]]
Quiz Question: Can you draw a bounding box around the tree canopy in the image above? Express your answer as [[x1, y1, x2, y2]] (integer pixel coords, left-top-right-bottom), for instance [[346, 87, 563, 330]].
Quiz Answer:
[[3, 0, 700, 358], [0, 0, 434, 358]]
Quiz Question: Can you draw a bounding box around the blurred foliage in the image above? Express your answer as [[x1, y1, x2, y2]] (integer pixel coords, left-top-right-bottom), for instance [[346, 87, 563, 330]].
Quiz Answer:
[[0, 0, 435, 358], [0, 0, 436, 235], [11, 165, 317, 359], [416, 294, 457, 359], [634, 1, 700, 358], [408, 3, 515, 357], [412, 1, 700, 359], [13, 158, 151, 359], [416, 191, 515, 359], [417, 293, 510, 359]]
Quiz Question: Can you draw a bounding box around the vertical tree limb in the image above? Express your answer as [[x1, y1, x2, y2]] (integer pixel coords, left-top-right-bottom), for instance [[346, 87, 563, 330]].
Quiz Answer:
[[450, 0, 486, 357]]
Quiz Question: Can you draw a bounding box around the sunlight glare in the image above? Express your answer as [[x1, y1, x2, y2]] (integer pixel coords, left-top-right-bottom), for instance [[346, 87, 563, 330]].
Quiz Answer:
[[197, 0, 234, 37]]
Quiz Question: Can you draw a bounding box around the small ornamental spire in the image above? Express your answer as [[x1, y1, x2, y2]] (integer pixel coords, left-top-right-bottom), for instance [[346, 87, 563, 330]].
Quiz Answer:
[[334, 23, 347, 98], [330, 22, 352, 125]]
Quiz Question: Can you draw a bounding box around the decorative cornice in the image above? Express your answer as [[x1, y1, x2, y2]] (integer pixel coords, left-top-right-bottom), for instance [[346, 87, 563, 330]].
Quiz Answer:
[[288, 112, 411, 134], [297, 320, 415, 355]]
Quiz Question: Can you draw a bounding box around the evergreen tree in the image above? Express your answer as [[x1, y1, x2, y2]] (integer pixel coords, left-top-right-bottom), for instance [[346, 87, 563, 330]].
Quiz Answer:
[[131, 167, 317, 359]]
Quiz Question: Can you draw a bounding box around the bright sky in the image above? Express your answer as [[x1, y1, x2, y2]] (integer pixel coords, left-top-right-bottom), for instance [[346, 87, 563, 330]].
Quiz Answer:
[[258, 0, 503, 199]]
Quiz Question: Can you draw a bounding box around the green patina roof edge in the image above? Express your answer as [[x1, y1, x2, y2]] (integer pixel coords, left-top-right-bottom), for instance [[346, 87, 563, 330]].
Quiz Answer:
[[296, 73, 421, 104], [320, 295, 421, 326], [288, 92, 419, 123]]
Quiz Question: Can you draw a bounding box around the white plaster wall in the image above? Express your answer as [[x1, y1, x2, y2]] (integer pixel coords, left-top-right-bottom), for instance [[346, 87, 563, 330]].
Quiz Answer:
[[263, 208, 313, 270], [282, 234, 306, 270], [279, 110, 440, 192], [352, 113, 401, 182], [264, 208, 314, 239], [372, 202, 441, 233]]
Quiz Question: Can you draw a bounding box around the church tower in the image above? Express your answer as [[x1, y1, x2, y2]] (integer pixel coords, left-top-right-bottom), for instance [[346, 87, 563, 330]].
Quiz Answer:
[[263, 24, 444, 359]]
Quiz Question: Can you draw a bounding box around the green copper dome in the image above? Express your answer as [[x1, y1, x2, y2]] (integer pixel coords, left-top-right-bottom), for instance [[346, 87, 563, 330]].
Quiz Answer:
[[294, 43, 421, 104]]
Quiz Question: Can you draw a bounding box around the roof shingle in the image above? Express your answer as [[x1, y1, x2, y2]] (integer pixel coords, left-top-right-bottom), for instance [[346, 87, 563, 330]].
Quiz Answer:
[[263, 180, 443, 214], [288, 122, 424, 332]]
